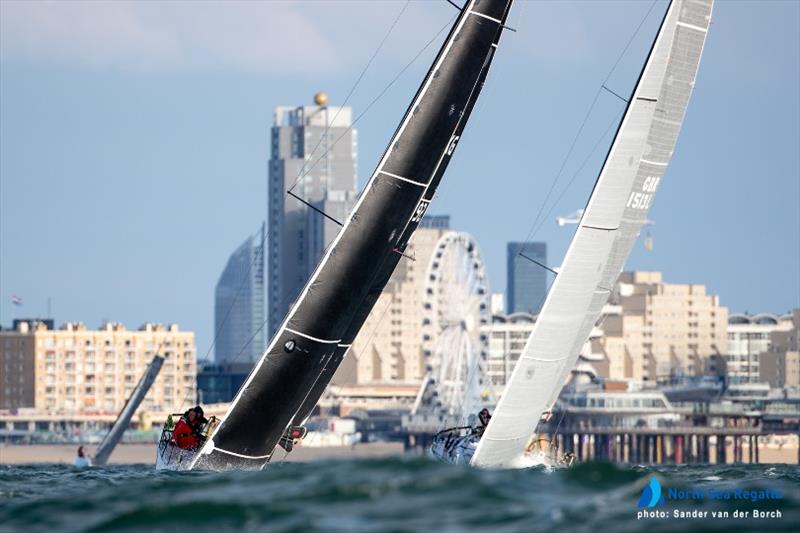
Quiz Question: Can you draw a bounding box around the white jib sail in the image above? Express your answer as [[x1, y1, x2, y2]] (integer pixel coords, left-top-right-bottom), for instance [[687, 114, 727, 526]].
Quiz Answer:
[[471, 0, 713, 468]]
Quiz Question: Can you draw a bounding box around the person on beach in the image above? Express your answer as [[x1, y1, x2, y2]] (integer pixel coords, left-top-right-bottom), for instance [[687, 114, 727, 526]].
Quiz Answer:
[[73, 445, 91, 468]]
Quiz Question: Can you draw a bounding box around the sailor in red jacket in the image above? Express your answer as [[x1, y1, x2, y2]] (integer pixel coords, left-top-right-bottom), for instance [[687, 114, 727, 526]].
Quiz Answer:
[[172, 406, 205, 449]]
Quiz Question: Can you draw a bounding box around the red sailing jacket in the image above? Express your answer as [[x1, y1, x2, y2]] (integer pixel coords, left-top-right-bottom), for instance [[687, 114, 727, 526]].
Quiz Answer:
[[172, 418, 199, 449]]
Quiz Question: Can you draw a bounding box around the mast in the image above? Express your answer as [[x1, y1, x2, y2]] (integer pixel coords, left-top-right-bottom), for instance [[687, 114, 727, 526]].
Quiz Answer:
[[95, 353, 164, 465], [193, 0, 514, 470], [471, 0, 714, 468]]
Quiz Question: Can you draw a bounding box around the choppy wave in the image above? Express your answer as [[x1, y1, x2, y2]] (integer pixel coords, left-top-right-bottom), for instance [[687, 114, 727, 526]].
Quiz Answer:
[[1, 457, 798, 532]]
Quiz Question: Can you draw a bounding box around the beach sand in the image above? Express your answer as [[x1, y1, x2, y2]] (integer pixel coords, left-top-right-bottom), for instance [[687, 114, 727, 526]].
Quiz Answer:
[[0, 442, 406, 465]]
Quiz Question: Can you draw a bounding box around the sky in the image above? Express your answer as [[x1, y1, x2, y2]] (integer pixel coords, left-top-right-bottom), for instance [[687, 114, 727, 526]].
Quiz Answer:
[[1, 0, 798, 359]]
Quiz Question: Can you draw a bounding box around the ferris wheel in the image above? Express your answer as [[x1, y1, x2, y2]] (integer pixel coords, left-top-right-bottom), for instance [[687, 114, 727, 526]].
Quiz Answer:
[[420, 231, 491, 421]]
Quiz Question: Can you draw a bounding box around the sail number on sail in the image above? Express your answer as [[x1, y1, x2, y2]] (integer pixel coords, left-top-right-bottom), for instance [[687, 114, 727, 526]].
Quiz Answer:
[[626, 175, 661, 210]]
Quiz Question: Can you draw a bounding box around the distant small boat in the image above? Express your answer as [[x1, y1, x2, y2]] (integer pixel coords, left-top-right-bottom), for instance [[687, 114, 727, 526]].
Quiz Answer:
[[434, 0, 714, 468]]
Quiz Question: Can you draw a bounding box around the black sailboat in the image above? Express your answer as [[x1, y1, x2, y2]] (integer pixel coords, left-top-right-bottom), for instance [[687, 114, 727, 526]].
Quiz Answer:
[[182, 0, 514, 470]]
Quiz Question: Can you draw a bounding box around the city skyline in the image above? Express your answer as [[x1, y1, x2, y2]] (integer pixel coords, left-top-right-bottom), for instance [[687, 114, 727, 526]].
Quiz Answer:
[[1, 1, 797, 356]]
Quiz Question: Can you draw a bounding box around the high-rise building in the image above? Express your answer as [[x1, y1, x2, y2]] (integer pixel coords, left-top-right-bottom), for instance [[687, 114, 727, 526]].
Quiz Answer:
[[506, 242, 547, 315], [598, 272, 728, 381], [0, 320, 195, 412], [726, 312, 795, 384], [334, 218, 452, 385], [214, 224, 265, 365], [268, 96, 358, 335], [760, 310, 800, 387]]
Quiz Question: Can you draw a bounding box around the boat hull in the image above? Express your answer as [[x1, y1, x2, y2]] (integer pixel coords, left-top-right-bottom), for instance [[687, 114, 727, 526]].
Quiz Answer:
[[155, 440, 199, 471], [431, 433, 478, 465], [431, 428, 568, 469]]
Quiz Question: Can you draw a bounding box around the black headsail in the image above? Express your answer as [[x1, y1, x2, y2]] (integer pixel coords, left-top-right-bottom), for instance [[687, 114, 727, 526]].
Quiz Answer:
[[193, 0, 514, 470]]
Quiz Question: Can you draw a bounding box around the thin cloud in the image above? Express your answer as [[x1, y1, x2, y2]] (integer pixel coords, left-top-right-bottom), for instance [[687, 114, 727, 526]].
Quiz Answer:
[[0, 0, 343, 74]]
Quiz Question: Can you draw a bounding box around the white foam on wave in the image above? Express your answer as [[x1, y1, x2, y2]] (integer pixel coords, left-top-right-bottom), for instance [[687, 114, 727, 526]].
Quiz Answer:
[[515, 450, 559, 471]]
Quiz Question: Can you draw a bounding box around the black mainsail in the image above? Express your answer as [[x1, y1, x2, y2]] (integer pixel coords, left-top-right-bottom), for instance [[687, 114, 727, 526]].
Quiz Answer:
[[193, 0, 514, 470]]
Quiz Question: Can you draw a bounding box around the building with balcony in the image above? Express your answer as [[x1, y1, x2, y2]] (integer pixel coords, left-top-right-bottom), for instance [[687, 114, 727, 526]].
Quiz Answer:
[[756, 310, 799, 387], [0, 320, 196, 413], [597, 272, 728, 382], [482, 312, 536, 390], [726, 312, 795, 385], [334, 218, 453, 386]]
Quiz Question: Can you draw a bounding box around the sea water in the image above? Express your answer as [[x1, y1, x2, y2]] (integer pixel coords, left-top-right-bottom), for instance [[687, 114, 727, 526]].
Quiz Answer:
[[1, 458, 798, 532]]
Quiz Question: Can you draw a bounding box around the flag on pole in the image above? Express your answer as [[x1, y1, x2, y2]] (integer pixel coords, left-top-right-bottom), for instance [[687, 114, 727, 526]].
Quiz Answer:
[[11, 295, 22, 306]]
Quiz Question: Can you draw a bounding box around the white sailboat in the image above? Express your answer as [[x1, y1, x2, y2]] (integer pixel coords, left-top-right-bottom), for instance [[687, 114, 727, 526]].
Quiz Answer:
[[433, 0, 714, 468]]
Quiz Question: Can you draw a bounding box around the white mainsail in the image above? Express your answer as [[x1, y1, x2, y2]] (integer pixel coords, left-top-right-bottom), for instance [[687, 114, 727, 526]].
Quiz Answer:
[[471, 0, 713, 468]]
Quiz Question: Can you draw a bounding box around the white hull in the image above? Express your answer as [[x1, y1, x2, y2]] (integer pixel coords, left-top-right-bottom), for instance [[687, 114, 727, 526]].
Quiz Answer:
[[155, 440, 198, 471], [431, 427, 568, 469]]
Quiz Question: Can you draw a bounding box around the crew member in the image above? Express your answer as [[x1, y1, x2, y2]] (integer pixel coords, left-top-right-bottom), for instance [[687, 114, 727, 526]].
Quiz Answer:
[[172, 406, 206, 450], [473, 408, 492, 436]]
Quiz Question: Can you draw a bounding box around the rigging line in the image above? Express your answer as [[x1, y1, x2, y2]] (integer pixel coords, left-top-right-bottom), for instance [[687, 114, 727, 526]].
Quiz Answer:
[[600, 0, 661, 88], [601, 84, 629, 103], [184, 214, 315, 408], [521, 87, 603, 245], [211, 237, 389, 401], [196, 8, 465, 443], [183, 14, 454, 409], [180, 222, 267, 409], [518, 252, 558, 276], [276, 287, 397, 465], [520, 0, 659, 246], [455, 335, 484, 423], [445, 0, 463, 11], [515, 110, 621, 330], [287, 1, 411, 194], [548, 310, 613, 444], [195, 145, 373, 388], [349, 286, 396, 366], [441, 284, 487, 422], [285, 14, 457, 200], [223, 313, 269, 368], [197, 222, 267, 366], [287, 191, 344, 226], [529, 109, 623, 240], [230, 228, 349, 375]]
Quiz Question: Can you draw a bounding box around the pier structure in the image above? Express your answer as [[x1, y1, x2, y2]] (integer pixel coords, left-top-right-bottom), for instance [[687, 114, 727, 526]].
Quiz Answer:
[[403, 384, 800, 464], [536, 391, 800, 464], [541, 427, 769, 465]]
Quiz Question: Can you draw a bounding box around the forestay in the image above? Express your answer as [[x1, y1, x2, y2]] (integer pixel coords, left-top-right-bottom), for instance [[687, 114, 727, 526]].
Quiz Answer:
[[471, 0, 713, 468], [192, 0, 514, 470]]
